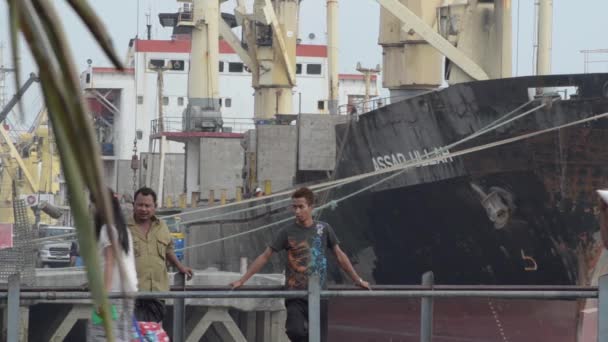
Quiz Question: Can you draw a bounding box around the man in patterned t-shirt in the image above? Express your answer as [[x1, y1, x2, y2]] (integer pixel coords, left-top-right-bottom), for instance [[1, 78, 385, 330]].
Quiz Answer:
[[230, 187, 371, 342]]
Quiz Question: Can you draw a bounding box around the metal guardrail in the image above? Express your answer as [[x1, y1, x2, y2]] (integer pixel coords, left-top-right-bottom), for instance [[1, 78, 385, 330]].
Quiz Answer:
[[15, 284, 600, 292], [151, 116, 256, 134], [337, 92, 431, 115], [150, 96, 424, 134], [3, 272, 608, 342], [1, 289, 597, 300], [150, 117, 183, 134]]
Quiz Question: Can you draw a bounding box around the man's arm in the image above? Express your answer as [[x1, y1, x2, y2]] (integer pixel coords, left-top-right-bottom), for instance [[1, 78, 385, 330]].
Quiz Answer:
[[166, 250, 193, 280], [600, 199, 608, 249], [230, 247, 274, 288], [332, 245, 371, 290]]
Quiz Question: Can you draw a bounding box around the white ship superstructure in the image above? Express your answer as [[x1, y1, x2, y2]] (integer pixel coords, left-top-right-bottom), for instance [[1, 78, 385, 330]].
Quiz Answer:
[[81, 38, 378, 193]]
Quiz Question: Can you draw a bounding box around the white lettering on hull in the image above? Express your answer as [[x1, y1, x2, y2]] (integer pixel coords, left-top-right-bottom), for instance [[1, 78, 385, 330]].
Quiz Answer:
[[371, 147, 454, 171]]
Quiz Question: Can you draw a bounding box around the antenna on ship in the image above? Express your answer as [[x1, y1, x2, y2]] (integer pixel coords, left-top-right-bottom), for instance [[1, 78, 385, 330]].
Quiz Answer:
[[146, 12, 152, 40], [0, 42, 5, 109]]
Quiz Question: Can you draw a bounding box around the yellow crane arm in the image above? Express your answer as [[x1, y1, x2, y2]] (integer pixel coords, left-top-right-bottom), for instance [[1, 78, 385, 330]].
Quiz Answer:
[[0, 125, 38, 193]]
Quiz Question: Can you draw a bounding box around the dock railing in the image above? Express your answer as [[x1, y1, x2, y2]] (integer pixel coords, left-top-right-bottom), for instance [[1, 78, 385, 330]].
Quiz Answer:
[[2, 272, 608, 342]]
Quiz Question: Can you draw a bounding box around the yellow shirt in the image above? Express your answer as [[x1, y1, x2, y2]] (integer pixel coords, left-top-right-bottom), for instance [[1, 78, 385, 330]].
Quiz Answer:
[[128, 216, 174, 292]]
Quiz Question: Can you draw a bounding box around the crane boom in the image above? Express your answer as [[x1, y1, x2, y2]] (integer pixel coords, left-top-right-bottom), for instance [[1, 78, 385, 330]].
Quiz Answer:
[[0, 73, 39, 124]]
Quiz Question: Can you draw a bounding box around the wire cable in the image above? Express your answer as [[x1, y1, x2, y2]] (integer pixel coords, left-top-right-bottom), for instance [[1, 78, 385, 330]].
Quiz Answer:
[[166, 99, 544, 223], [175, 110, 608, 252]]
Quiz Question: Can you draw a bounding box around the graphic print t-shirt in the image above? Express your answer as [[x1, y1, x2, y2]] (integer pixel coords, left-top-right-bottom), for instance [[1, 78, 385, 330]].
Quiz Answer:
[[269, 221, 339, 290]]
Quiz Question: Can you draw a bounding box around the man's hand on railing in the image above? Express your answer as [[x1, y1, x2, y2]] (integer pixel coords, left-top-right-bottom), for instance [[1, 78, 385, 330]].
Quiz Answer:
[[178, 265, 194, 280], [229, 279, 245, 290], [356, 278, 372, 290]]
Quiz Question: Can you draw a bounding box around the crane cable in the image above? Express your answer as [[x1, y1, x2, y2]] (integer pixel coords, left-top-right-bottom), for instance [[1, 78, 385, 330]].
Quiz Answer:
[[175, 109, 608, 252], [167, 98, 542, 225]]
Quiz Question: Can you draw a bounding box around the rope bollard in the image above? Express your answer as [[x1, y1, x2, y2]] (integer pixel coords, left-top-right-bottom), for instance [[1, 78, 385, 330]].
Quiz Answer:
[[208, 190, 215, 206], [236, 186, 243, 202], [220, 189, 227, 205], [191, 191, 200, 208]]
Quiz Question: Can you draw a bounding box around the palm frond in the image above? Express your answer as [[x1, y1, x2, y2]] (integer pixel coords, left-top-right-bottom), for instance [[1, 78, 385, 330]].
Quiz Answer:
[[6, 0, 133, 340], [27, 0, 131, 291], [14, 0, 118, 336]]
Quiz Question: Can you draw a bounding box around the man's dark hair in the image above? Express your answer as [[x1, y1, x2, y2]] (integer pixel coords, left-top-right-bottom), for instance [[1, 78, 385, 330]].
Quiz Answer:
[[292, 187, 314, 206], [134, 186, 157, 204]]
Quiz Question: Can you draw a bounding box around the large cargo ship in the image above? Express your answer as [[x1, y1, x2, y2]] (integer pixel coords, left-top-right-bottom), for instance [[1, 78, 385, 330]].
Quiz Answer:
[[319, 73, 608, 341]]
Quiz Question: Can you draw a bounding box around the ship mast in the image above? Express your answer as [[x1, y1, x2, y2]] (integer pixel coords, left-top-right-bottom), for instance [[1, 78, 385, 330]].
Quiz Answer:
[[186, 0, 221, 124], [536, 0, 553, 75], [327, 0, 339, 115], [495, 0, 513, 78], [181, 0, 221, 206], [250, 0, 299, 119]]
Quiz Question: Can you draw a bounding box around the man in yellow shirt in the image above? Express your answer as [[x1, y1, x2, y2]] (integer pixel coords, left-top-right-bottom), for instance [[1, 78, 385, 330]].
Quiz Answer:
[[129, 187, 193, 322]]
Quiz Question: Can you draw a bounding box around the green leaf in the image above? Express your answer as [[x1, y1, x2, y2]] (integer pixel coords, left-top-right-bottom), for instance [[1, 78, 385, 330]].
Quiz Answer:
[[7, 0, 134, 340], [43, 82, 116, 339], [16, 0, 120, 335]]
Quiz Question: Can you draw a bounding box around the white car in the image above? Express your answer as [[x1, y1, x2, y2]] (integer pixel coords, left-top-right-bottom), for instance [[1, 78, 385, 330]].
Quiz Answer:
[[36, 225, 75, 268]]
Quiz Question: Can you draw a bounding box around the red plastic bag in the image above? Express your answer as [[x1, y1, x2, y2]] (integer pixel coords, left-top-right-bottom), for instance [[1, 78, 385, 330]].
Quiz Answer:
[[133, 321, 169, 342]]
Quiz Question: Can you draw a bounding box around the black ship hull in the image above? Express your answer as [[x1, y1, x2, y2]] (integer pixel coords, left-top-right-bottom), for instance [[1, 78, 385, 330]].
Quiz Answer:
[[321, 74, 608, 341]]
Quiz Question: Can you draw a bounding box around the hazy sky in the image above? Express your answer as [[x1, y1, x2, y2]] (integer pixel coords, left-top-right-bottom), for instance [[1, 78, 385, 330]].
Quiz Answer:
[[1, 0, 608, 125]]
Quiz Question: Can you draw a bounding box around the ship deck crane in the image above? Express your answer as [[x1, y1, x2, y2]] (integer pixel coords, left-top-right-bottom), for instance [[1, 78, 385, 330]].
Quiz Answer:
[[1, 105, 61, 225], [0, 73, 41, 194]]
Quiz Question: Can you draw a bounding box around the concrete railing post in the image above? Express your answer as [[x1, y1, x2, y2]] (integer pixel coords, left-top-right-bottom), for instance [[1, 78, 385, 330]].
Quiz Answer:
[[308, 274, 321, 342], [420, 271, 434, 342], [173, 272, 186, 342], [7, 273, 20, 342], [599, 274, 608, 342]]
